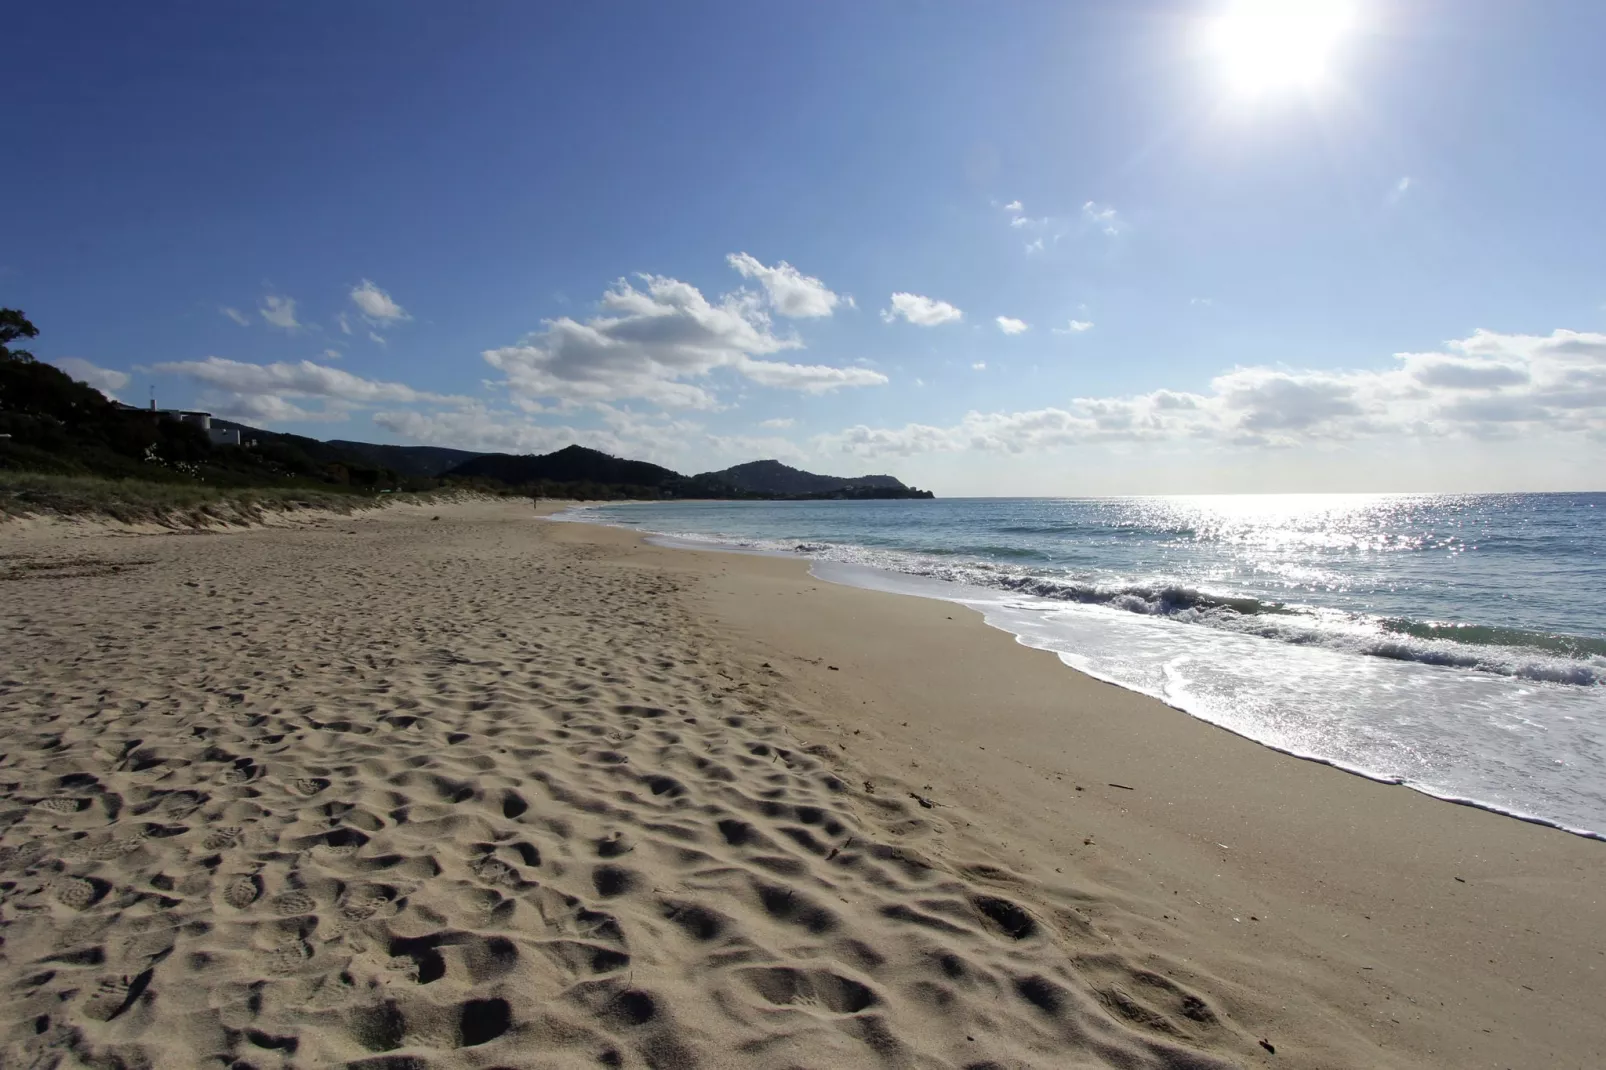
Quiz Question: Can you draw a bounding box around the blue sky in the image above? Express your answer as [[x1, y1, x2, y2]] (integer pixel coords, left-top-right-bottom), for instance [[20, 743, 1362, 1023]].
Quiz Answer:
[[9, 1, 1606, 493]]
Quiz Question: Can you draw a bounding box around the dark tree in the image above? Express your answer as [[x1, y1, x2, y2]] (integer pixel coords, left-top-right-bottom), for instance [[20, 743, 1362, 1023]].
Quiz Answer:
[[0, 308, 40, 362]]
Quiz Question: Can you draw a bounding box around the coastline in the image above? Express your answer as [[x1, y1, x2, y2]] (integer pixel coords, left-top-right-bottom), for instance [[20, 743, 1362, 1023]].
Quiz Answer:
[[549, 507, 1606, 1068], [562, 500, 1606, 841], [1, 499, 1600, 1068]]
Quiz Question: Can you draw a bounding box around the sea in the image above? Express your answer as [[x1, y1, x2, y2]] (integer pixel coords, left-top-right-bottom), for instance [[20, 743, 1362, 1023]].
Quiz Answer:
[[556, 494, 1606, 839]]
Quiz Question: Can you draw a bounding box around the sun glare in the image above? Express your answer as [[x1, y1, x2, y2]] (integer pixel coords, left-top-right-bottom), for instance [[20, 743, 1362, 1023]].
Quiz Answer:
[[1206, 0, 1355, 97]]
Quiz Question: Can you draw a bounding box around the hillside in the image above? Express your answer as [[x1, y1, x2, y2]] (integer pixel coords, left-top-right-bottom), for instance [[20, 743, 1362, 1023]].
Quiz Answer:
[[696, 459, 909, 496], [323, 439, 483, 478], [446, 445, 685, 489]]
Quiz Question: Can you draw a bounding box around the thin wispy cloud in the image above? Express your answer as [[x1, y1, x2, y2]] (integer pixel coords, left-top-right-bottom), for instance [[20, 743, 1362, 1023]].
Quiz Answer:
[[1053, 319, 1094, 334], [220, 306, 250, 327], [1082, 200, 1121, 235]]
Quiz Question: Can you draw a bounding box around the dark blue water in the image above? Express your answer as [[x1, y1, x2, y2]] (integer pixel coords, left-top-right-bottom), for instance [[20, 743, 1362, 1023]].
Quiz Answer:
[[566, 494, 1606, 835]]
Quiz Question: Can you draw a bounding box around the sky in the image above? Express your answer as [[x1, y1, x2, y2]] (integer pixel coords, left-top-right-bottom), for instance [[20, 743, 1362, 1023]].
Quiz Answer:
[[7, 0, 1606, 494]]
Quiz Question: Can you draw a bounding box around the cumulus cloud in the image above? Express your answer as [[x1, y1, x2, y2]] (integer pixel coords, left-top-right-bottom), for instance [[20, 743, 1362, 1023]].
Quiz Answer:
[[1082, 201, 1121, 235], [153, 357, 468, 425], [482, 272, 883, 409], [881, 292, 963, 327], [822, 329, 1606, 456], [53, 357, 130, 397], [1053, 319, 1094, 334], [996, 316, 1029, 335], [350, 279, 409, 324], [1003, 200, 1023, 212], [259, 295, 300, 330], [220, 306, 250, 326], [726, 253, 840, 318]]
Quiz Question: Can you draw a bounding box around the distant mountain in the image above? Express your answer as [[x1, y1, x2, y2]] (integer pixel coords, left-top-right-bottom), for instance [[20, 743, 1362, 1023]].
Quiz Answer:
[[446, 444, 684, 488], [440, 447, 932, 499], [696, 459, 909, 496], [324, 439, 484, 478]]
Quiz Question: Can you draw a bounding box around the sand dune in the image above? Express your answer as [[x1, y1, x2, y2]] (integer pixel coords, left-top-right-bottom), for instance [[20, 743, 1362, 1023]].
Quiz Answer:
[[1, 500, 1598, 1068]]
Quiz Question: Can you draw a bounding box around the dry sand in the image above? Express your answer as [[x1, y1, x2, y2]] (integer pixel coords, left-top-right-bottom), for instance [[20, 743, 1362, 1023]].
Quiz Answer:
[[0, 499, 1600, 1069]]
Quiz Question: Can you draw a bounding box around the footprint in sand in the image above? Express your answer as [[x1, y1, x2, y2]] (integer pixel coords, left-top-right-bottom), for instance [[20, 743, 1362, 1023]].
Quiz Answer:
[[81, 970, 152, 1022], [53, 875, 108, 911], [223, 873, 262, 908], [293, 777, 331, 796], [270, 891, 317, 916], [202, 826, 242, 851]]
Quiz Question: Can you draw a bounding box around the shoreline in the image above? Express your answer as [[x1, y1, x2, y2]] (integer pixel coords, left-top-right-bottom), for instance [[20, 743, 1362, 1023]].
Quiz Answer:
[[1, 500, 1600, 1068], [548, 506, 1606, 1068], [556, 503, 1606, 842]]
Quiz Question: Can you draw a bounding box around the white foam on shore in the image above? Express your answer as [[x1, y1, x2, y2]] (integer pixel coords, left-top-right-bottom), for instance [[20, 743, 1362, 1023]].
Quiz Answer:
[[554, 506, 1606, 839]]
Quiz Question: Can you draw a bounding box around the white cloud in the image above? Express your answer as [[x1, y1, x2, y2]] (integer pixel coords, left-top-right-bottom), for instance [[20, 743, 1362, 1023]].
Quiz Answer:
[[206, 393, 348, 424], [1024, 238, 1044, 254], [996, 316, 1029, 335], [759, 417, 796, 429], [972, 362, 987, 371], [220, 306, 250, 327], [1082, 200, 1121, 235], [726, 253, 840, 318], [337, 312, 354, 335], [153, 356, 467, 408], [53, 357, 130, 397], [321, 349, 342, 361], [368, 331, 387, 346], [350, 279, 410, 324], [259, 295, 300, 330], [1053, 319, 1094, 334], [735, 357, 887, 394], [1388, 175, 1413, 205], [482, 272, 884, 409], [822, 329, 1606, 456], [1003, 200, 1023, 212], [881, 292, 963, 327]]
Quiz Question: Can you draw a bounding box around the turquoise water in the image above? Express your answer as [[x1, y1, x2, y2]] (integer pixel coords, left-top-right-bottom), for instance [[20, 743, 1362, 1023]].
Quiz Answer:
[[562, 494, 1606, 837]]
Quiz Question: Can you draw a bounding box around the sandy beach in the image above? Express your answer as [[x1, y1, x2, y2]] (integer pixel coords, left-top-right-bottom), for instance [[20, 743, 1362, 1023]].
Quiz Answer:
[[1, 499, 1601, 1070]]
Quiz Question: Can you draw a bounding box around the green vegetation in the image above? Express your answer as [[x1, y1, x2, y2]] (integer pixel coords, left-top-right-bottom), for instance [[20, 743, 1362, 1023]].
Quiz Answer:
[[1, 307, 405, 497], [0, 471, 385, 526]]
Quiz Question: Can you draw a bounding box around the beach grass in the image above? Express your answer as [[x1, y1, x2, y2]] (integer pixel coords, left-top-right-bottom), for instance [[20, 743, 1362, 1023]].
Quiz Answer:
[[0, 471, 416, 526]]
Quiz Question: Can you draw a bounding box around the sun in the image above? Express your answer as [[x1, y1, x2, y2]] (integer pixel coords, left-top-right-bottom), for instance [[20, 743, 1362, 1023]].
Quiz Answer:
[[1205, 0, 1356, 97]]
